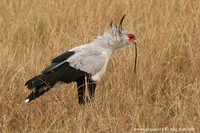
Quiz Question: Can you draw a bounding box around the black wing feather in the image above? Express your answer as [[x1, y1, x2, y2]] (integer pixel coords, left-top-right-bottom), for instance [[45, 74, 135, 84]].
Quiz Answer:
[[25, 50, 88, 103], [51, 51, 75, 63], [42, 51, 75, 74]]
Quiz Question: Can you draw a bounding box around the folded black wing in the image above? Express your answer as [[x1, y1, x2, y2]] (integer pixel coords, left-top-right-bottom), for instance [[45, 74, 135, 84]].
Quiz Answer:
[[51, 51, 75, 63], [42, 51, 75, 74]]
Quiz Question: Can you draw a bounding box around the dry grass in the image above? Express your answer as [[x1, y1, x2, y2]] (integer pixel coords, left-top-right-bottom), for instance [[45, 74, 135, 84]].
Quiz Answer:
[[0, 0, 200, 132]]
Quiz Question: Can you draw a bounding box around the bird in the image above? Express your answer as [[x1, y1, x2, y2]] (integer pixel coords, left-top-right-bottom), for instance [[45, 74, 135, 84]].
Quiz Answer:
[[25, 15, 137, 105]]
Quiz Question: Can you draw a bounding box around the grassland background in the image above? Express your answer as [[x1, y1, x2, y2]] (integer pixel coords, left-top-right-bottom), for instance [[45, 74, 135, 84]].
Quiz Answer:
[[0, 0, 200, 132]]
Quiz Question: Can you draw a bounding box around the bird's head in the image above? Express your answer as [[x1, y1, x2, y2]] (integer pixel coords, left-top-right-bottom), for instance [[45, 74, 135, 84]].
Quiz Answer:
[[105, 15, 137, 49]]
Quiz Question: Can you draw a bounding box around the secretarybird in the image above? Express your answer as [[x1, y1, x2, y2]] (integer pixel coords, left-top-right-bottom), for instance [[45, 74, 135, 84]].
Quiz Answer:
[[25, 15, 137, 105]]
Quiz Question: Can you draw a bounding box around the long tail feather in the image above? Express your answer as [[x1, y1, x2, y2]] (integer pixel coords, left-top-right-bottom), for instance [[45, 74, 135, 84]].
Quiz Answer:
[[25, 75, 50, 89], [25, 74, 53, 102], [25, 85, 50, 103]]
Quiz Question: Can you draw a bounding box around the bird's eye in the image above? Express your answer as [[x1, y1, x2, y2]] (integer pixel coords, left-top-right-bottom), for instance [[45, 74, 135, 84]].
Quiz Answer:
[[128, 34, 135, 40]]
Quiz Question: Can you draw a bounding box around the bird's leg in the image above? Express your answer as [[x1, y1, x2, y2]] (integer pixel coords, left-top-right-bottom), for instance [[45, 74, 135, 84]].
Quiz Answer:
[[87, 79, 96, 103], [76, 80, 86, 105]]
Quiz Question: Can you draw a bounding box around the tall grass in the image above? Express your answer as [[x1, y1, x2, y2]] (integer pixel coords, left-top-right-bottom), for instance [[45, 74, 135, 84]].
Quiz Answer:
[[0, 0, 199, 132]]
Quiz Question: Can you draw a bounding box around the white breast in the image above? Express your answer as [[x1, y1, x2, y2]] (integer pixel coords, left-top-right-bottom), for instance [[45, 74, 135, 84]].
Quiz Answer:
[[92, 50, 112, 81]]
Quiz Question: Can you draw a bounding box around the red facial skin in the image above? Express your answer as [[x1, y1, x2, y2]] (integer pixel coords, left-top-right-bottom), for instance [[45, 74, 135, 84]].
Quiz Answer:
[[128, 34, 136, 42]]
